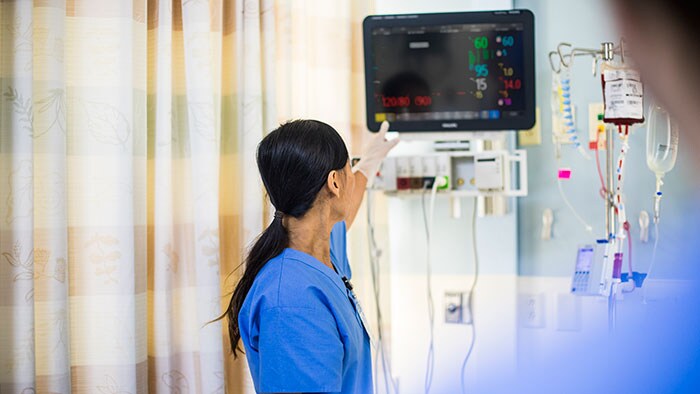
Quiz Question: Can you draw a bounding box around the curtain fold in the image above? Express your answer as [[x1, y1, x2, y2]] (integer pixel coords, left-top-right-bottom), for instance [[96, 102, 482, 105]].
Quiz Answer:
[[1, 0, 39, 392], [147, 0, 226, 392], [1, 0, 368, 393], [273, 0, 373, 153]]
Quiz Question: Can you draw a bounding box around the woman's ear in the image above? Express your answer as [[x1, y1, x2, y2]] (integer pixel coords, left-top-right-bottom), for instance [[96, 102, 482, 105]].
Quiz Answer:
[[327, 170, 341, 198]]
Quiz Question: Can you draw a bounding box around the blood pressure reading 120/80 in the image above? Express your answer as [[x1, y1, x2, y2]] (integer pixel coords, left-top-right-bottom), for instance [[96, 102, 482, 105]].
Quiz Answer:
[[370, 23, 526, 123]]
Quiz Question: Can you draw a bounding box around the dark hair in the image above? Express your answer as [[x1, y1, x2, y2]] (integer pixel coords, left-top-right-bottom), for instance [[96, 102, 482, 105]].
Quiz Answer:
[[224, 119, 349, 357], [609, 0, 699, 95], [612, 0, 695, 60], [612, 0, 693, 37]]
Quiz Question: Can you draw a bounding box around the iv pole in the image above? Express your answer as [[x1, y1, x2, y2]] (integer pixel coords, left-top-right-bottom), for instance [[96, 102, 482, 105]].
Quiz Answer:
[[549, 40, 628, 333], [548, 40, 626, 240]]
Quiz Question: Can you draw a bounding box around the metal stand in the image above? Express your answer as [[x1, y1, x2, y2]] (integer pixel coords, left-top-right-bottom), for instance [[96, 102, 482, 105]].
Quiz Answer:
[[606, 125, 616, 239], [550, 40, 629, 333], [606, 97, 619, 334]]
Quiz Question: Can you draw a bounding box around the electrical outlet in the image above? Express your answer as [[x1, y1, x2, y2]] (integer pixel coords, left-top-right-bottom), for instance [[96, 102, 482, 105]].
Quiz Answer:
[[518, 293, 546, 329], [445, 291, 472, 324]]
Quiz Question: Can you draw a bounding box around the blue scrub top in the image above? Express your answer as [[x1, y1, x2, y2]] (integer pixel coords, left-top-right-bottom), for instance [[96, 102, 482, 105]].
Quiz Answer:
[[239, 221, 373, 393]]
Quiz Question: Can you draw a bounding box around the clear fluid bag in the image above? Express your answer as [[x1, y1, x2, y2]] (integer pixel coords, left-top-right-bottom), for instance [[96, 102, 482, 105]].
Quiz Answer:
[[646, 105, 679, 176]]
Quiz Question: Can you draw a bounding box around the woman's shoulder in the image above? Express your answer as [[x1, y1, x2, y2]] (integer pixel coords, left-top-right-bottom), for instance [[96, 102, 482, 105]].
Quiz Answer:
[[245, 249, 338, 311]]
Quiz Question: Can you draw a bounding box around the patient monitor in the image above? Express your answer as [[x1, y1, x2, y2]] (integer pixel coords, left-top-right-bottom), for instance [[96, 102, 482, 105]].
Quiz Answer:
[[363, 10, 536, 134]]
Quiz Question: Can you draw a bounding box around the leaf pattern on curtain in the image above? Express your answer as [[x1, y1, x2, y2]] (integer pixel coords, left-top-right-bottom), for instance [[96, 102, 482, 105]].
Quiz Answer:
[[84, 233, 122, 285], [0, 1, 370, 393], [7, 17, 33, 71], [198, 228, 220, 267], [161, 370, 190, 394], [188, 102, 216, 141], [78, 101, 132, 148], [3, 241, 34, 285], [3, 87, 33, 135], [96, 375, 132, 394], [4, 160, 33, 224], [35, 89, 66, 137]]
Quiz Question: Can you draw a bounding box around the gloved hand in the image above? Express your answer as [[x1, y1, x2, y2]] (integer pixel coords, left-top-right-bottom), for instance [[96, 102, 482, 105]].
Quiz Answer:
[[353, 121, 400, 186]]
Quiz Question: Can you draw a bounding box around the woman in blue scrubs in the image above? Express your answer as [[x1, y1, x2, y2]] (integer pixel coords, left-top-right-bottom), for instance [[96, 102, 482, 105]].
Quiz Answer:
[[223, 119, 398, 393]]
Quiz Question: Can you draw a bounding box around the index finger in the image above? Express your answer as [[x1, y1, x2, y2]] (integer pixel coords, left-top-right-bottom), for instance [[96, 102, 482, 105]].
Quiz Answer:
[[378, 120, 390, 135]]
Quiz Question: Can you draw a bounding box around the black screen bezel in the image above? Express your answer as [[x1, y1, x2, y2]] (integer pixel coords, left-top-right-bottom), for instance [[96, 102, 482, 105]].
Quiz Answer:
[[363, 9, 536, 133]]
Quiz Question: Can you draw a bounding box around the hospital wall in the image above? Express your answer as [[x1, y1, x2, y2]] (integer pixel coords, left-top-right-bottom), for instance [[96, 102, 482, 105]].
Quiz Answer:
[[348, 0, 699, 393], [349, 1, 520, 393], [513, 0, 700, 391], [514, 0, 696, 278]]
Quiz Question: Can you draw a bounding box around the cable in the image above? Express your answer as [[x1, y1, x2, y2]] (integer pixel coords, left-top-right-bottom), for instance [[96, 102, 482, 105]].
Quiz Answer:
[[368, 194, 386, 394], [648, 222, 660, 278], [421, 180, 440, 394], [368, 194, 397, 394], [624, 223, 633, 276], [614, 125, 630, 233], [460, 198, 479, 394], [366, 191, 381, 394], [594, 127, 615, 205], [595, 140, 607, 196], [366, 190, 398, 394], [556, 156, 593, 233], [644, 222, 661, 305], [613, 126, 635, 278]]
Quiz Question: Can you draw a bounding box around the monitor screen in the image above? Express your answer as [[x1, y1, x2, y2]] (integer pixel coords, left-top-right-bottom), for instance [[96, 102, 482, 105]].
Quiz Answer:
[[363, 10, 535, 133], [575, 246, 595, 272]]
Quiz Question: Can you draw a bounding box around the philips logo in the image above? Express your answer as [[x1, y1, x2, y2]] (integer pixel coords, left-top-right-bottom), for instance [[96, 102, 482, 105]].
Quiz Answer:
[[441, 122, 458, 128]]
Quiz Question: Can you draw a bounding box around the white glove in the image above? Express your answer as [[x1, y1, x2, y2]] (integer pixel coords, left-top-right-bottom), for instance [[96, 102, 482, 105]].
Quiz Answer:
[[353, 121, 400, 185]]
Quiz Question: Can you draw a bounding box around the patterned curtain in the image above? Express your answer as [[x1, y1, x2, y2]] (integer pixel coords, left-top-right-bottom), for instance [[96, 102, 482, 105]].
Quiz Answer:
[[0, 0, 368, 393], [273, 0, 373, 154], [1, 0, 149, 392]]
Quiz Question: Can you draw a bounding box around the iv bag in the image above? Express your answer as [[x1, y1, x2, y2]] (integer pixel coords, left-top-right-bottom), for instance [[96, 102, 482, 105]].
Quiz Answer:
[[646, 105, 679, 176]]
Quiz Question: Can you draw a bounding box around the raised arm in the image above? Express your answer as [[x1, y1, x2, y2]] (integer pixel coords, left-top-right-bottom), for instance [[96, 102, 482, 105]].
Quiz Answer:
[[345, 121, 399, 229]]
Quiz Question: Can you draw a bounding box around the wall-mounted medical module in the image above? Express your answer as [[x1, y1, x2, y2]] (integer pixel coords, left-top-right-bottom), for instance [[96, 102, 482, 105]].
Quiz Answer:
[[363, 10, 536, 133]]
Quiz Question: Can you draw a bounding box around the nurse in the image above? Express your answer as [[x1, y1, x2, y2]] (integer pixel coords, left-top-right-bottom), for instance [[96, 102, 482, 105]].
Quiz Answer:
[[224, 119, 398, 393]]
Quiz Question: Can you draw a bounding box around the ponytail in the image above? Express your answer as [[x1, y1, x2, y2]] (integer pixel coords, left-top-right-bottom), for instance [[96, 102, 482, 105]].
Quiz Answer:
[[221, 119, 349, 358], [226, 216, 288, 357]]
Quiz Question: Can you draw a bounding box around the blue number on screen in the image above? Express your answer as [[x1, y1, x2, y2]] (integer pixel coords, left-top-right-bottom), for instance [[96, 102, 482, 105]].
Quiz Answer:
[[502, 36, 514, 47], [474, 64, 488, 77]]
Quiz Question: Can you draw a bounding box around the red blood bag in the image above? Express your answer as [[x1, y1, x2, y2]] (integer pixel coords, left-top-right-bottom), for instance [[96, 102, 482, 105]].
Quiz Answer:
[[601, 64, 644, 126]]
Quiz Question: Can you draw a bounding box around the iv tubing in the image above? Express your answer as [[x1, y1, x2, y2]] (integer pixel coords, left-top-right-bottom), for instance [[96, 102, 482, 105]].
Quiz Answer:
[[421, 180, 441, 394], [644, 223, 660, 304], [460, 198, 479, 394], [615, 125, 631, 274], [556, 157, 594, 233], [366, 191, 398, 394]]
